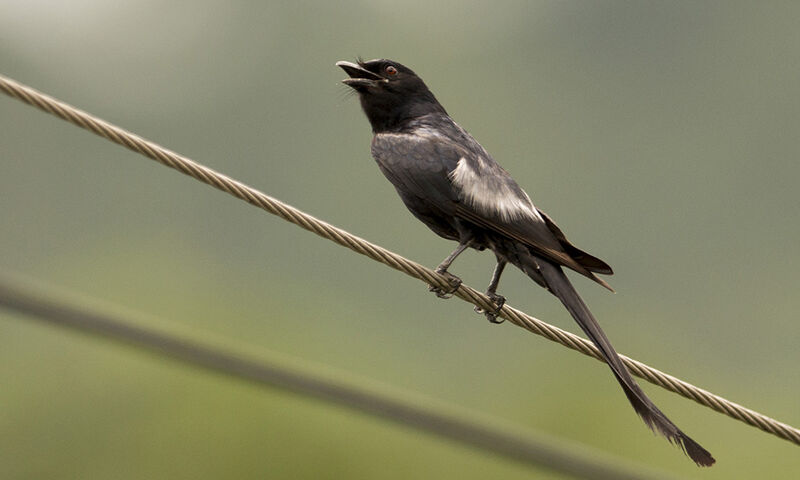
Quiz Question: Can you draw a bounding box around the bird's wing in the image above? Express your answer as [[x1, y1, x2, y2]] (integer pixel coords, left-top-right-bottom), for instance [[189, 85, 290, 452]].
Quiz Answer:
[[536, 208, 613, 275], [373, 132, 612, 289]]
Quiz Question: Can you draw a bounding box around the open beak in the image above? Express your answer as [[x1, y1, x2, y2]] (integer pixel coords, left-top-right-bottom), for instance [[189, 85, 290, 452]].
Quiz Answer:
[[336, 60, 385, 88]]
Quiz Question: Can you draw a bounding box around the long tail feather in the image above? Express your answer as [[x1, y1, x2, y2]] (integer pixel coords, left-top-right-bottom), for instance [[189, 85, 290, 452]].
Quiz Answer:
[[533, 259, 715, 466]]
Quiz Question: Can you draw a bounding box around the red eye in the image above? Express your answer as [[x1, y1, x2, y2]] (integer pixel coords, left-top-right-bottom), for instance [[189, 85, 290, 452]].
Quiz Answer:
[[385, 65, 398, 76]]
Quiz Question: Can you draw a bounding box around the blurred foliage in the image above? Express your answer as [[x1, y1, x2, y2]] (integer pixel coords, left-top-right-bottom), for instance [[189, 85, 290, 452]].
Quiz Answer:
[[1, 1, 798, 478]]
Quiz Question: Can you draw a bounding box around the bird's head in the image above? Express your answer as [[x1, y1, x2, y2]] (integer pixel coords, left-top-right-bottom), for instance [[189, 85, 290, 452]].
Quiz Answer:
[[337, 58, 446, 132]]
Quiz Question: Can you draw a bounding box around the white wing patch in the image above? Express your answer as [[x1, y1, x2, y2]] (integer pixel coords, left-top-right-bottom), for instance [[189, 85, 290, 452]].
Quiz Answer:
[[411, 126, 447, 139], [449, 157, 542, 222]]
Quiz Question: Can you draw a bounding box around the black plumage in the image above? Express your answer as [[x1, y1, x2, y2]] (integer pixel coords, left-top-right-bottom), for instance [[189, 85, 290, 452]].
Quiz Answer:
[[337, 58, 714, 466]]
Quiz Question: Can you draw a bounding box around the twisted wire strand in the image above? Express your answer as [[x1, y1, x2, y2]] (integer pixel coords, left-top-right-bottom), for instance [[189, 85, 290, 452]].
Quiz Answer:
[[1, 73, 798, 447]]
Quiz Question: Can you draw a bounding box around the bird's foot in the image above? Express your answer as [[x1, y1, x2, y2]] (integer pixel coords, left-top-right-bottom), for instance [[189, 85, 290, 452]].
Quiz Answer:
[[474, 292, 506, 324], [428, 270, 462, 299]]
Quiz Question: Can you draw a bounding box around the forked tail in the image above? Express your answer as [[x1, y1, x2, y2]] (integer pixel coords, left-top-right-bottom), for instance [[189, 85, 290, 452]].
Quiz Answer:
[[530, 258, 715, 466]]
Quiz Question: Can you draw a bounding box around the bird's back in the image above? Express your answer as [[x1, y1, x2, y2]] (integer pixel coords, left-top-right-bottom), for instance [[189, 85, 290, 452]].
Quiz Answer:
[[372, 114, 613, 286]]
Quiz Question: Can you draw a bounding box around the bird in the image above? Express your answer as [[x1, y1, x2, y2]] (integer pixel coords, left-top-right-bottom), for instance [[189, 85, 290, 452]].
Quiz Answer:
[[336, 57, 714, 466]]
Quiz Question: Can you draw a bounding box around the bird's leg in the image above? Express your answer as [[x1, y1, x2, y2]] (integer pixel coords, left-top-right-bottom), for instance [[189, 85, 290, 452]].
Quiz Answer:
[[475, 259, 507, 324], [428, 241, 470, 299]]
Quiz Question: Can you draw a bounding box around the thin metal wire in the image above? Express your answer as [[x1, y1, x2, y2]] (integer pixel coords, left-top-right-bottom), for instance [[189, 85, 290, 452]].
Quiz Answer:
[[1, 72, 798, 447], [0, 274, 678, 480]]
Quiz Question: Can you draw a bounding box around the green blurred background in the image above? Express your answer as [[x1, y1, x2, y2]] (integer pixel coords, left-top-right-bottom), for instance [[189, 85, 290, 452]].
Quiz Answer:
[[1, 1, 798, 478]]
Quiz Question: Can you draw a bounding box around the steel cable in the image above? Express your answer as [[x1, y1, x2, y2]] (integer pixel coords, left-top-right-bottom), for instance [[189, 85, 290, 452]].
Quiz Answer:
[[1, 72, 797, 447]]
